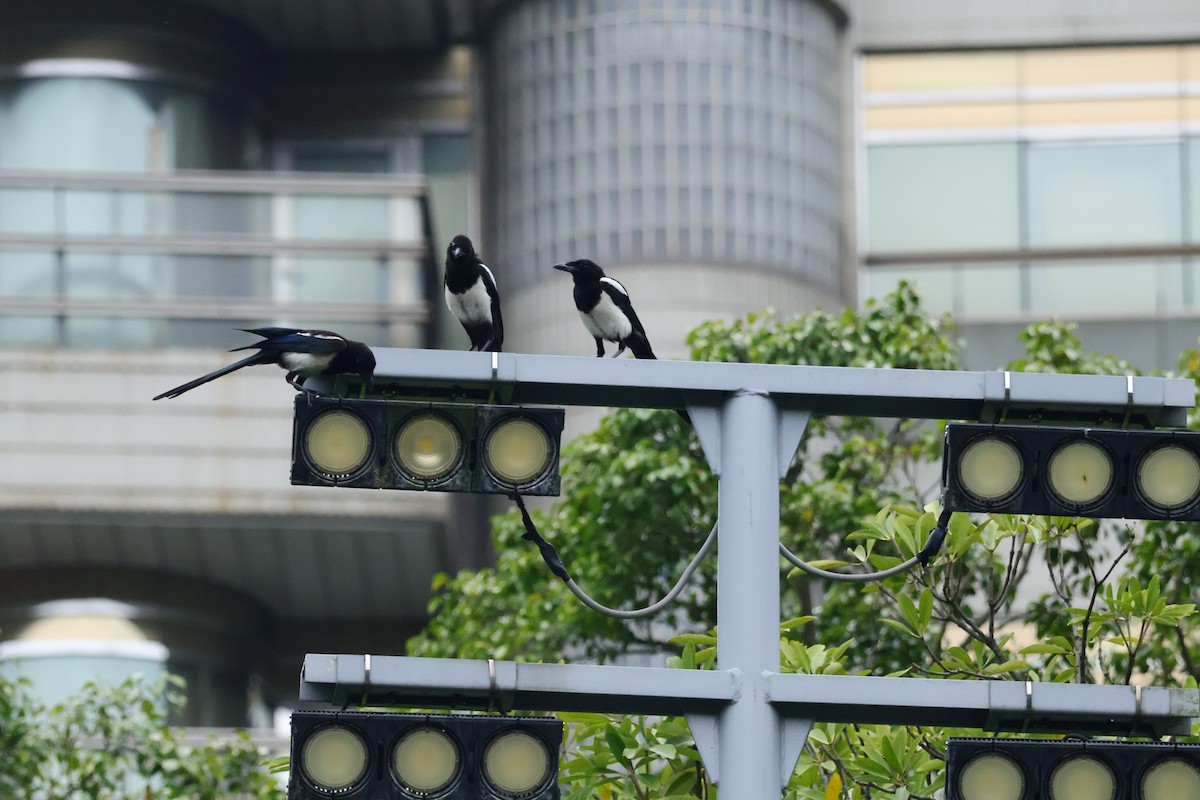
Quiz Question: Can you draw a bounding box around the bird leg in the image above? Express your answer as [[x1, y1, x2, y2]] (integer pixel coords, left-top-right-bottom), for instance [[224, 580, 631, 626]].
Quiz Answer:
[[287, 372, 324, 404], [611, 341, 627, 358], [594, 338, 605, 357]]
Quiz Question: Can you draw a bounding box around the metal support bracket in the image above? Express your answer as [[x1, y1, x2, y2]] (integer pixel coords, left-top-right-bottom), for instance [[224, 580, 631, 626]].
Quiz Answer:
[[684, 711, 721, 785], [781, 717, 815, 790], [691, 402, 811, 478]]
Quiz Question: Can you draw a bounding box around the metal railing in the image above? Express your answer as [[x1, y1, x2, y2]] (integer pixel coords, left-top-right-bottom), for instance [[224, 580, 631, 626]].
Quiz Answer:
[[0, 169, 438, 348]]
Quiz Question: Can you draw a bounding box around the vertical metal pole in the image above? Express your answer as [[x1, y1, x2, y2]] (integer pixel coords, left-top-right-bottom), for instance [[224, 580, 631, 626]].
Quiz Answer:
[[717, 390, 781, 797]]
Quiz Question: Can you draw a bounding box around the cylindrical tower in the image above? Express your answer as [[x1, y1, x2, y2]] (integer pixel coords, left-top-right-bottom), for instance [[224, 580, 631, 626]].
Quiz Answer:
[[481, 0, 849, 357]]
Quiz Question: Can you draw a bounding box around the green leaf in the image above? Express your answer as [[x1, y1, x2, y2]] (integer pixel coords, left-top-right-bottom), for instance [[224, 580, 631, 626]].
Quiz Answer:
[[648, 743, 678, 760], [896, 593, 921, 634], [917, 588, 933, 631], [983, 659, 1028, 676], [604, 725, 632, 768], [880, 618, 920, 639]]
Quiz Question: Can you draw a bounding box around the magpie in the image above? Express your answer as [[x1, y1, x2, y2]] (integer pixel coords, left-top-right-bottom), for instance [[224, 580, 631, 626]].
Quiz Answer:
[[445, 234, 503, 352], [554, 259, 656, 359], [152, 327, 375, 400], [555, 259, 691, 424]]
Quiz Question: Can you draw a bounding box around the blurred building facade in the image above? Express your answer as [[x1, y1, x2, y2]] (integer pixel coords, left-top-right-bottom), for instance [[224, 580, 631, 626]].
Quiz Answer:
[[855, 0, 1200, 370], [0, 0, 1198, 729]]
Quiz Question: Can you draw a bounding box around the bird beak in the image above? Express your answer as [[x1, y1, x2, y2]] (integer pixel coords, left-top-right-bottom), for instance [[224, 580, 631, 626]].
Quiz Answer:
[[553, 263, 574, 274], [451, 247, 463, 258]]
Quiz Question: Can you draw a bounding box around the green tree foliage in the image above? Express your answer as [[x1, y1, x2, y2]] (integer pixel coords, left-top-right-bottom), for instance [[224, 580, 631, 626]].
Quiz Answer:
[[408, 290, 1200, 799], [0, 672, 282, 799]]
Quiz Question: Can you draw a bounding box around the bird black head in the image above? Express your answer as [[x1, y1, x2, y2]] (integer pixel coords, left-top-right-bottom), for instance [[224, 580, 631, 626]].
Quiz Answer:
[[554, 259, 605, 282], [354, 342, 377, 378], [447, 235, 476, 262], [333, 343, 374, 383]]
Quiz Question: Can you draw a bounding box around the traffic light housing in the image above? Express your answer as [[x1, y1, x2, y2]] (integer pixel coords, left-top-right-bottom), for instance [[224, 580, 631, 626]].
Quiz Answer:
[[289, 710, 563, 799], [946, 736, 1200, 800], [942, 423, 1200, 521], [291, 396, 564, 496]]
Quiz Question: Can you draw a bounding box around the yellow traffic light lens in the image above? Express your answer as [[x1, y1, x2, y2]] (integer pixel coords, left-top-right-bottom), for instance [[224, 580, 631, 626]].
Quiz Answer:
[[1141, 757, 1200, 800], [301, 724, 369, 792], [957, 752, 1024, 800], [1137, 444, 1200, 511], [958, 435, 1023, 503], [1048, 440, 1114, 508], [484, 417, 553, 486], [1049, 754, 1116, 800], [392, 726, 460, 794], [395, 413, 462, 481], [304, 410, 372, 478], [482, 729, 552, 796]]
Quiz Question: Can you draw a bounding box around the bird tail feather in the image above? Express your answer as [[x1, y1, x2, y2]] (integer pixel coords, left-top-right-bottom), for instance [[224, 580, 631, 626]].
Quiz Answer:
[[627, 334, 656, 360], [152, 353, 271, 400]]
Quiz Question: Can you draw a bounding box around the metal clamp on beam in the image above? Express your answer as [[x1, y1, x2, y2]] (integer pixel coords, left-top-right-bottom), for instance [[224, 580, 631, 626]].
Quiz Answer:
[[763, 673, 1197, 738], [299, 654, 741, 716], [985, 680, 1197, 737]]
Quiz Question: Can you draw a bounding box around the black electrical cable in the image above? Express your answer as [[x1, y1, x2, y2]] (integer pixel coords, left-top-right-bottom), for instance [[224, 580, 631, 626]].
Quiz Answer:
[[778, 508, 953, 583], [511, 494, 951, 615], [509, 493, 716, 620]]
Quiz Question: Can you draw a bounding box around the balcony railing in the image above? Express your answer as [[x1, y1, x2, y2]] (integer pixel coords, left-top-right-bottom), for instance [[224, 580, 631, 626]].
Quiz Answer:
[[0, 169, 437, 349]]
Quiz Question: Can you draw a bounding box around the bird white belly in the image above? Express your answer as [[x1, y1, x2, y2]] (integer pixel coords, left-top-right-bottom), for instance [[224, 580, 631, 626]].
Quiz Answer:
[[582, 294, 633, 341], [446, 281, 492, 324], [282, 351, 335, 376]]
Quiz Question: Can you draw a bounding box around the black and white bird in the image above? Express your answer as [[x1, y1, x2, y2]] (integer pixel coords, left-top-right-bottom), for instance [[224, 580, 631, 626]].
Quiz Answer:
[[554, 259, 656, 359], [445, 234, 503, 352], [152, 327, 375, 400]]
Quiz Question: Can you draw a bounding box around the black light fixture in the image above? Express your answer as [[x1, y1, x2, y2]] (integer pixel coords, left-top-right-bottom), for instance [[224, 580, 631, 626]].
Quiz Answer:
[[291, 396, 564, 496], [946, 737, 1200, 800], [941, 423, 1200, 521], [289, 710, 563, 800]]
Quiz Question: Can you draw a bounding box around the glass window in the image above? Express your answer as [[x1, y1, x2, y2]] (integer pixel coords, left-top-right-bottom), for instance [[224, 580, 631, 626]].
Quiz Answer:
[[957, 263, 1023, 319], [1027, 142, 1182, 247], [65, 253, 156, 300], [169, 256, 270, 301], [65, 315, 155, 348], [291, 257, 384, 305], [0, 315, 56, 346], [1187, 137, 1200, 243], [0, 189, 55, 234], [1027, 260, 1161, 317], [292, 196, 389, 241], [0, 252, 56, 297], [867, 143, 1020, 252]]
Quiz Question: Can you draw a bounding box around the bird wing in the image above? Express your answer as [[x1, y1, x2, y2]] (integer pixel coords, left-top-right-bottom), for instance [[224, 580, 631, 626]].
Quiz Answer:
[[599, 277, 648, 337], [480, 263, 504, 347], [239, 326, 301, 340], [233, 329, 348, 354]]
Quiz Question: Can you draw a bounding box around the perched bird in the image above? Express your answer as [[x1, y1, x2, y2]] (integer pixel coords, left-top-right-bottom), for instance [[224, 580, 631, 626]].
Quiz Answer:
[[555, 259, 690, 424], [153, 327, 375, 400], [554, 259, 656, 359], [444, 234, 503, 352]]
